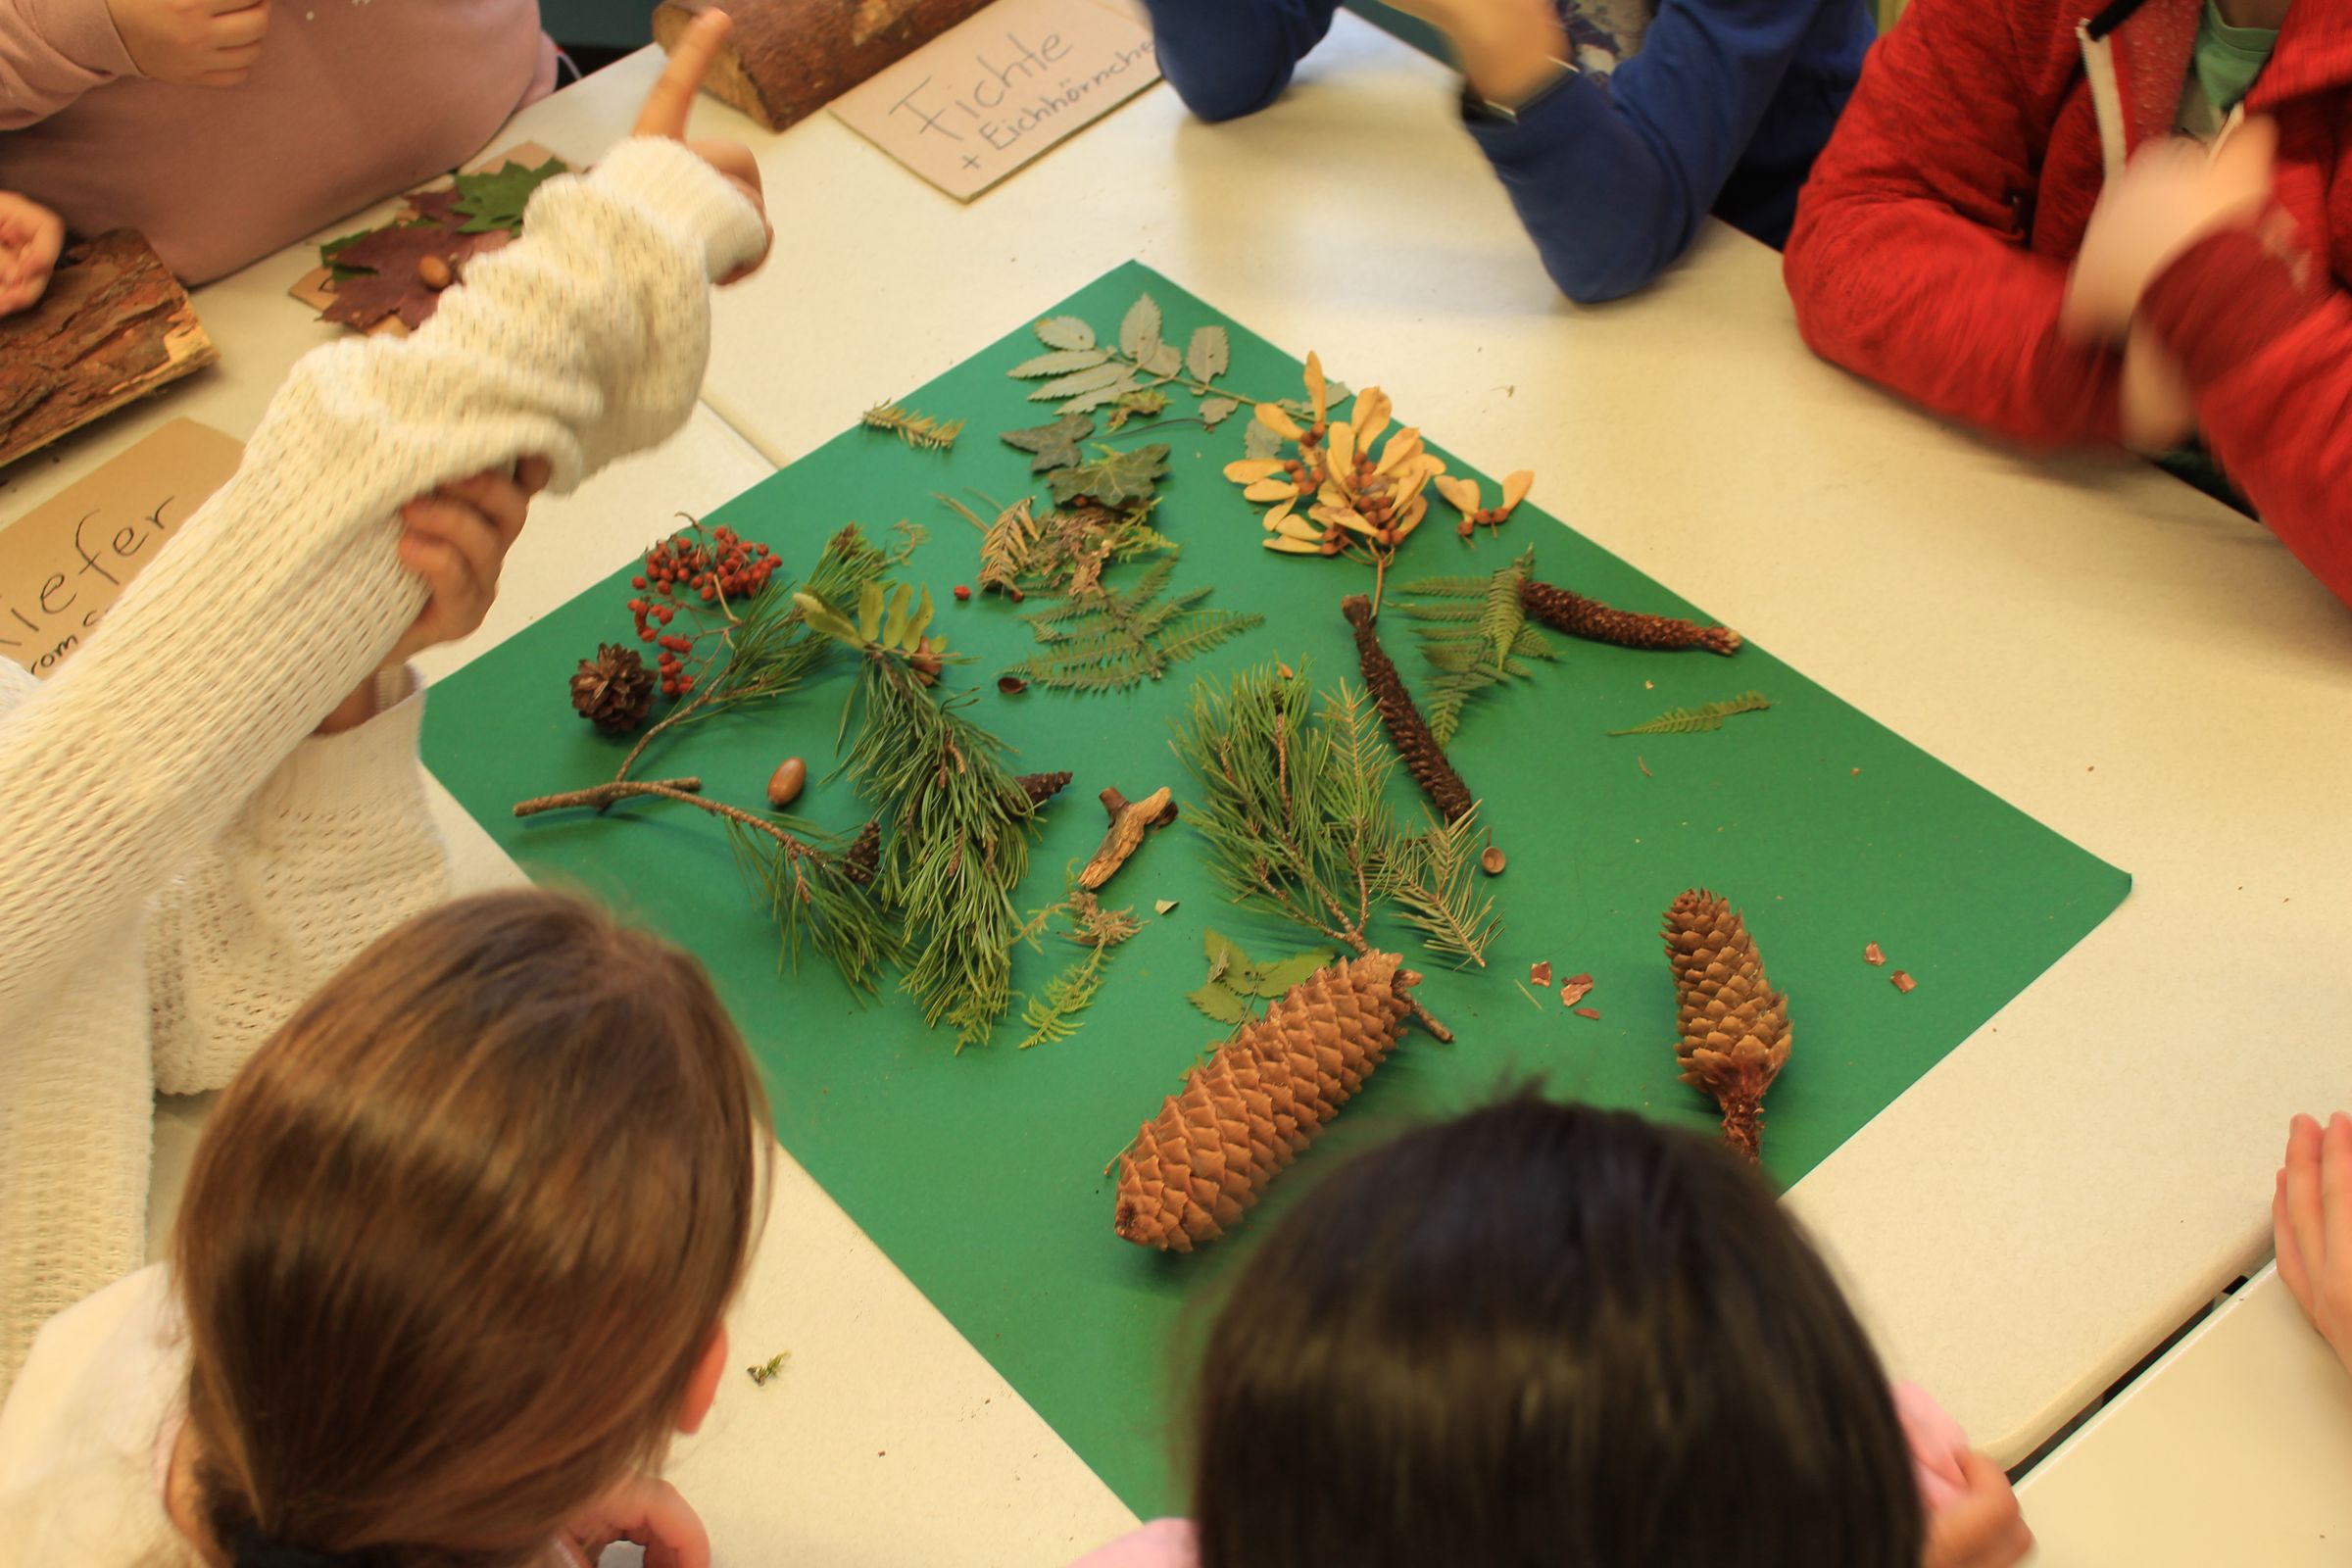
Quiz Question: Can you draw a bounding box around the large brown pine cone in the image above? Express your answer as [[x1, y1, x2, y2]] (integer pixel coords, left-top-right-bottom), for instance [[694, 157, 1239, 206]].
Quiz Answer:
[[569, 644, 655, 735], [1522, 579, 1741, 656], [1115, 953, 1420, 1252], [1662, 889, 1789, 1163]]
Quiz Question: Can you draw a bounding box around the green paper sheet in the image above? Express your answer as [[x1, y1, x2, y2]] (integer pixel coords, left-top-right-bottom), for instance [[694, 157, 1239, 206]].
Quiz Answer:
[[422, 262, 2129, 1517]]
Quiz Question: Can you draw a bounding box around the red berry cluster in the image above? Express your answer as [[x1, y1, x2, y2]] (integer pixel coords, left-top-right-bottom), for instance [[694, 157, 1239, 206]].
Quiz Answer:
[[623, 524, 780, 701]]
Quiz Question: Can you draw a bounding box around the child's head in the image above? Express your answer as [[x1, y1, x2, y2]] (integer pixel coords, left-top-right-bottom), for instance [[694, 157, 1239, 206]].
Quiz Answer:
[[1189, 1094, 1923, 1568], [171, 889, 769, 1566]]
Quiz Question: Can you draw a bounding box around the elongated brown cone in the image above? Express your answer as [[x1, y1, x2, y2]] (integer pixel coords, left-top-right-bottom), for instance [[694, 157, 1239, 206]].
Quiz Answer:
[[1522, 579, 1741, 657], [1014, 769, 1074, 808], [1115, 953, 1420, 1252], [1342, 594, 1474, 823], [1662, 889, 1789, 1163]]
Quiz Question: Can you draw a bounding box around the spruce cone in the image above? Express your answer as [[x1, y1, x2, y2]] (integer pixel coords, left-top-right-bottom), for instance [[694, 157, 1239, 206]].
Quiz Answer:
[[1115, 953, 1420, 1252], [1015, 770, 1074, 808], [569, 644, 655, 734], [1341, 594, 1474, 823], [1522, 579, 1741, 657], [1662, 889, 1789, 1163]]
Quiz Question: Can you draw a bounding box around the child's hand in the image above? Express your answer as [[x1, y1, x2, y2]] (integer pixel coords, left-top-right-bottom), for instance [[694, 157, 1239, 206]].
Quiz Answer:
[[2276, 1111, 2352, 1382], [1384, 0, 1572, 106], [633, 10, 771, 284], [1921, 1449, 2033, 1568], [557, 1474, 711, 1568], [2120, 321, 2197, 451], [0, 192, 63, 317], [2062, 120, 2277, 343], [105, 0, 270, 86]]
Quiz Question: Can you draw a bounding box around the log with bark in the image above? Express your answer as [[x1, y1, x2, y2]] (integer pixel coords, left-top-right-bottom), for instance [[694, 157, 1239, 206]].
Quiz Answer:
[[653, 0, 999, 130]]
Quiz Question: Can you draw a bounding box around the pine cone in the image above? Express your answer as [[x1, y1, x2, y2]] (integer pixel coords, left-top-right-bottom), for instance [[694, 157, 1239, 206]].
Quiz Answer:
[[840, 819, 882, 886], [569, 644, 654, 734], [1662, 889, 1789, 1163], [1115, 953, 1419, 1252], [1015, 770, 1074, 808], [1342, 594, 1474, 823], [1522, 579, 1740, 657]]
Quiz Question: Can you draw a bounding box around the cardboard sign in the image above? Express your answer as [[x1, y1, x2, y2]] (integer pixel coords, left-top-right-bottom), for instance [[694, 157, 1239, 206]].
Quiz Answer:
[[0, 417, 242, 675], [829, 0, 1160, 200]]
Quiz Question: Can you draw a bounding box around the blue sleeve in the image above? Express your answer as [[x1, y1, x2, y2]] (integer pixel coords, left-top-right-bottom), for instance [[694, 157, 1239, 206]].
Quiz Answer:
[[1464, 0, 1834, 304], [1136, 0, 1342, 122]]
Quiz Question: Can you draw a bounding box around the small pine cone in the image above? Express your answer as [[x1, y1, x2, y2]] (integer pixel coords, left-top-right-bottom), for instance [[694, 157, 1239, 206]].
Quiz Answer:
[[1015, 770, 1074, 808], [840, 819, 882, 886], [1522, 579, 1740, 657], [569, 644, 655, 734], [1115, 953, 1419, 1251], [1663, 889, 1789, 1163], [1342, 594, 1474, 823]]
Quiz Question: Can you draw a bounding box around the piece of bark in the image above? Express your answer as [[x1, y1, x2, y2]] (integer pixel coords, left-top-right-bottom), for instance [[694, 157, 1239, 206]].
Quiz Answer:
[[0, 231, 215, 470], [1078, 785, 1176, 892], [653, 0, 999, 130]]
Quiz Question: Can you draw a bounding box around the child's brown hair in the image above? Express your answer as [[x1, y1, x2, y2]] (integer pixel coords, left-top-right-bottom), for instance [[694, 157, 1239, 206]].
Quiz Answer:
[[171, 888, 770, 1567]]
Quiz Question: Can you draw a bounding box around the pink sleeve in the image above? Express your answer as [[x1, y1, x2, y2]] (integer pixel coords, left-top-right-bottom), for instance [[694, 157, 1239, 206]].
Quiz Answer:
[[0, 0, 138, 127], [1068, 1519, 1199, 1568]]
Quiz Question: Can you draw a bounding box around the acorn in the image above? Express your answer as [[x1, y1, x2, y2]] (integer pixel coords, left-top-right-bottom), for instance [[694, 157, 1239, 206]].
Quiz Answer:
[[417, 254, 454, 291], [766, 757, 807, 809]]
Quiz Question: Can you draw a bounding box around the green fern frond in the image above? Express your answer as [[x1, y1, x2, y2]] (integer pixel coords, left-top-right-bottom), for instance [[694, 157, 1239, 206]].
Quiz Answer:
[[1403, 602, 1485, 623], [1608, 690, 1771, 737], [1478, 550, 1534, 672], [1017, 947, 1111, 1050], [1396, 574, 1492, 599]]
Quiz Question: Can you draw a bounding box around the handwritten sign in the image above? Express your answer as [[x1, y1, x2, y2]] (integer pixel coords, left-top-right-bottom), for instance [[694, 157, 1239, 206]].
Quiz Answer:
[[830, 0, 1161, 200], [0, 418, 242, 676]]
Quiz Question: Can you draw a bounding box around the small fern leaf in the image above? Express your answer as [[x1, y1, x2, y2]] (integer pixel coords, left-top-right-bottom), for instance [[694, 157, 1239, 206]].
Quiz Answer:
[[1607, 690, 1771, 737], [1396, 574, 1491, 599]]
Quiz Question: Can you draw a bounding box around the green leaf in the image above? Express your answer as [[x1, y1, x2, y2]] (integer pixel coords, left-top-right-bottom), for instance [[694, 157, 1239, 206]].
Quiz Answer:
[[906, 586, 936, 650], [449, 156, 568, 234], [1034, 315, 1096, 351], [1143, 342, 1182, 379], [1001, 414, 1094, 472], [1187, 980, 1255, 1026], [1048, 443, 1170, 508], [857, 581, 885, 643], [1251, 951, 1336, 997], [1058, 375, 1146, 416], [1029, 363, 1133, 402], [1608, 691, 1772, 737], [1200, 396, 1240, 429], [1008, 348, 1111, 378], [792, 592, 862, 646], [1119, 294, 1162, 362], [882, 583, 912, 650], [1186, 325, 1231, 384], [1203, 927, 1251, 977]]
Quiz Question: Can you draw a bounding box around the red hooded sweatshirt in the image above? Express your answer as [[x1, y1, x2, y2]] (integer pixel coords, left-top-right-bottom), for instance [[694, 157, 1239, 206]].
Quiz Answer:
[[1784, 0, 2352, 609]]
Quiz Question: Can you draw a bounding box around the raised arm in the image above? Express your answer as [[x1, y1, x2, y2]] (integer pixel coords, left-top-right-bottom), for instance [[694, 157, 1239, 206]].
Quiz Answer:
[[1783, 0, 2125, 446]]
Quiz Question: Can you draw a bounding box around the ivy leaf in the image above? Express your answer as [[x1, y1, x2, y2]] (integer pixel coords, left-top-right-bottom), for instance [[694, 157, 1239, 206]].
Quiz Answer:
[[1608, 691, 1771, 737], [1200, 396, 1240, 429], [1187, 980, 1255, 1026], [1008, 347, 1111, 378], [1251, 950, 1337, 997], [1186, 326, 1230, 384], [1048, 443, 1170, 507], [450, 156, 568, 234], [1036, 315, 1096, 351], [1029, 362, 1132, 403], [1119, 294, 1162, 362], [1001, 413, 1093, 472]]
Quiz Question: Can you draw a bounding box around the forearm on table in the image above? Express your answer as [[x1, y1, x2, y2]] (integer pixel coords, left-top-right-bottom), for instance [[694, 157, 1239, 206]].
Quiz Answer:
[[0, 138, 761, 1015], [1137, 0, 1337, 121], [0, 0, 136, 125]]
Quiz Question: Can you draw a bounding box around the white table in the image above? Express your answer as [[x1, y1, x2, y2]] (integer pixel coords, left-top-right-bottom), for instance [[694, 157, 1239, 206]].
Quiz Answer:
[[2018, 1265, 2352, 1566], [14, 11, 2349, 1563]]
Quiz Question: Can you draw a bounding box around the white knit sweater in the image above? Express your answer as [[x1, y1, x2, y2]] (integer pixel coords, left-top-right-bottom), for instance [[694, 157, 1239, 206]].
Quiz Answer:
[[0, 136, 768, 1395]]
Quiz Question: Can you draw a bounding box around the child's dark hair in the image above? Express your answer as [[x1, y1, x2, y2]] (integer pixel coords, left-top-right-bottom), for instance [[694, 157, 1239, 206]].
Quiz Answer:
[[1189, 1094, 1923, 1568], [172, 889, 771, 1568]]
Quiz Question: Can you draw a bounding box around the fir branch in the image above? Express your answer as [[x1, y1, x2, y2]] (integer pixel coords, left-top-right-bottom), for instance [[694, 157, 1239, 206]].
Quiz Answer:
[[1377, 808, 1501, 969], [861, 401, 964, 452], [1609, 691, 1772, 737]]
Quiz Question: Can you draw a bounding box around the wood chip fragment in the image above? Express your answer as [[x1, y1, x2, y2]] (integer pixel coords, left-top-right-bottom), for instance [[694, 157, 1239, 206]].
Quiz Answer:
[[1530, 959, 1552, 987], [1890, 970, 1917, 994], [1572, 1006, 1600, 1020], [1558, 973, 1592, 1008], [1864, 941, 1886, 966]]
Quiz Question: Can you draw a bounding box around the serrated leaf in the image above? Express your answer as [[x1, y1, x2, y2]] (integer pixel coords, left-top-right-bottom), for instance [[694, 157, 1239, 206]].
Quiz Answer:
[[1144, 342, 1182, 378], [1251, 951, 1336, 997], [1119, 294, 1163, 362], [1187, 980, 1255, 1025], [857, 581, 885, 643], [1029, 362, 1133, 402], [1035, 315, 1096, 351], [1608, 691, 1771, 737], [882, 583, 912, 650], [1187, 325, 1231, 384], [1058, 375, 1145, 416], [1002, 413, 1093, 472], [1203, 928, 1250, 974], [1048, 444, 1170, 507], [1200, 396, 1240, 429], [1009, 347, 1112, 378]]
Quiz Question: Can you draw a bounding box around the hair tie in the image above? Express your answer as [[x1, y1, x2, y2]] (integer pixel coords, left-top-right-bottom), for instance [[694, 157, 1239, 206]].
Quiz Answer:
[[230, 1523, 370, 1568]]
